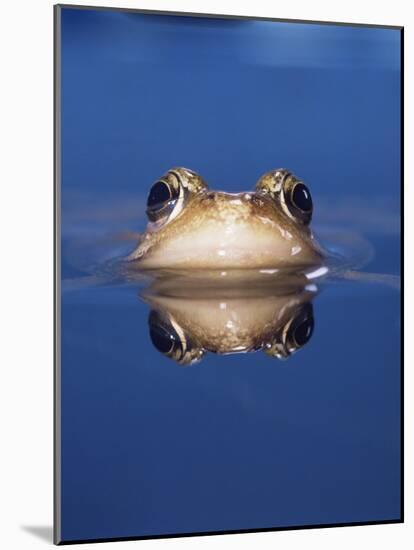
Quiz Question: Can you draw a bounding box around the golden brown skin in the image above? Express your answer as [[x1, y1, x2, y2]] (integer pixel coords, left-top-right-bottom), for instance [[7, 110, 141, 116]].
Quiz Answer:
[[128, 167, 324, 270], [142, 281, 316, 365]]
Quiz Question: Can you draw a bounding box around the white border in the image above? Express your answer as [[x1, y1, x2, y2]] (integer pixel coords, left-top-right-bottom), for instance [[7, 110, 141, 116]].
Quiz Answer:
[[0, 1, 409, 549]]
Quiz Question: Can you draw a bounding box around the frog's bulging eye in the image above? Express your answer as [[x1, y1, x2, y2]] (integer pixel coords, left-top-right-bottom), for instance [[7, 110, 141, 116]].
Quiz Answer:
[[255, 169, 313, 226], [147, 181, 172, 209], [291, 183, 312, 212], [145, 167, 208, 225], [146, 180, 179, 223], [285, 181, 313, 225], [148, 310, 204, 366]]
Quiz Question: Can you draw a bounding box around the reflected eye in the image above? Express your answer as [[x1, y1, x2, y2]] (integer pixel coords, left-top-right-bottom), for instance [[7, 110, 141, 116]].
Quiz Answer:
[[146, 180, 178, 223], [148, 310, 204, 366], [291, 310, 314, 347], [286, 303, 314, 351], [285, 182, 313, 225], [264, 302, 314, 359], [149, 317, 177, 354]]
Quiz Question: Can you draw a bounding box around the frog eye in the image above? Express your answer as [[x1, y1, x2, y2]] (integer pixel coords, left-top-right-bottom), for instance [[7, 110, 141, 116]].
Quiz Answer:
[[255, 169, 313, 225], [283, 180, 313, 225], [148, 310, 204, 366], [146, 179, 180, 223], [146, 167, 208, 225], [264, 303, 314, 359]]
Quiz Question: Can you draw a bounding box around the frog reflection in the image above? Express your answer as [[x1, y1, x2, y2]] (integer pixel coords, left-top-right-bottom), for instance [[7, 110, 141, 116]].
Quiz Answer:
[[128, 167, 324, 270], [142, 283, 316, 365]]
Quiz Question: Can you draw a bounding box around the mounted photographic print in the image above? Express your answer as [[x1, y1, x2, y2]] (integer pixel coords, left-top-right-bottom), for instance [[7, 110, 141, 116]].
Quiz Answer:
[[54, 4, 403, 545]]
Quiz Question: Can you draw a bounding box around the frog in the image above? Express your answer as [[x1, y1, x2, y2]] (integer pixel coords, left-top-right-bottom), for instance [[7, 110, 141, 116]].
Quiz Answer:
[[127, 167, 324, 270]]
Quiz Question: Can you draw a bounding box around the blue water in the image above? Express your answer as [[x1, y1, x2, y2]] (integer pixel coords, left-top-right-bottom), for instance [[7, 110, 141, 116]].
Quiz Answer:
[[59, 7, 401, 543]]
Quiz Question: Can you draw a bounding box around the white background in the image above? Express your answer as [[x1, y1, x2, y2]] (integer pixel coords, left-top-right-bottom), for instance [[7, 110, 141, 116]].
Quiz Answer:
[[0, 0, 410, 548]]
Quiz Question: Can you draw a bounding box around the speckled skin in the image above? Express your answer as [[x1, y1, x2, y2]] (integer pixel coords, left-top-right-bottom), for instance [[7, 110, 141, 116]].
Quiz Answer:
[[128, 169, 324, 270], [143, 285, 316, 364]]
